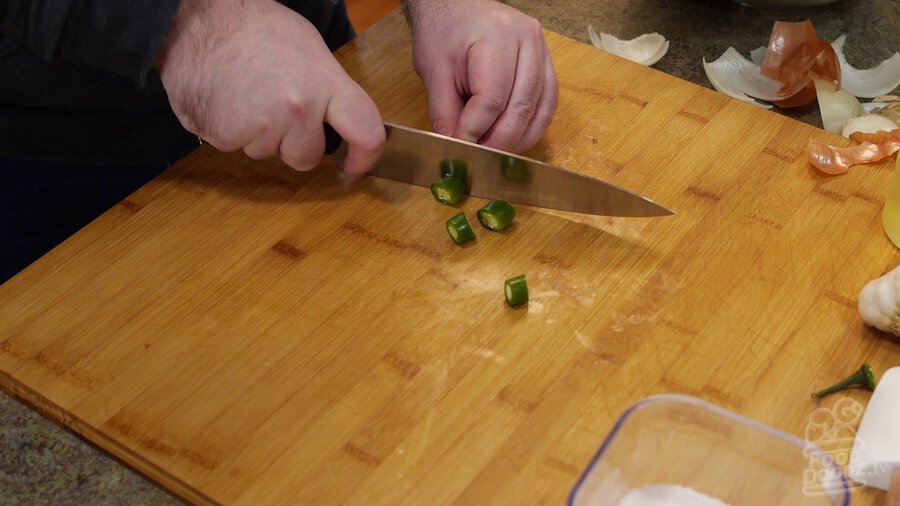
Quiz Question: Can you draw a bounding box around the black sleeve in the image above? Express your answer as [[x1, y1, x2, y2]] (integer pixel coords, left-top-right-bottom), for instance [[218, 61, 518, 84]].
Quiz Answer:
[[0, 0, 181, 86]]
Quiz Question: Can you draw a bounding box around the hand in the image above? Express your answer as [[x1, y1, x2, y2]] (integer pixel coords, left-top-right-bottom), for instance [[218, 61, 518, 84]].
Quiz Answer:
[[406, 0, 558, 153], [157, 0, 385, 176]]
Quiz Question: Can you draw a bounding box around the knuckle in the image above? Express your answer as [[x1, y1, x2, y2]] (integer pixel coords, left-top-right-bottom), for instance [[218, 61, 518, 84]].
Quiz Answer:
[[285, 96, 310, 118], [482, 94, 508, 117], [512, 99, 537, 121], [525, 17, 542, 37]]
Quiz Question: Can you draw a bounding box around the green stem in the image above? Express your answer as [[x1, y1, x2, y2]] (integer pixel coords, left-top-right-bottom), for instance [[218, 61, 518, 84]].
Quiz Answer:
[[812, 363, 876, 399]]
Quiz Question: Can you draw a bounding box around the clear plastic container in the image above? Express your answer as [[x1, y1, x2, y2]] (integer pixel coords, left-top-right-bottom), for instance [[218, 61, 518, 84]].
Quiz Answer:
[[568, 395, 851, 506]]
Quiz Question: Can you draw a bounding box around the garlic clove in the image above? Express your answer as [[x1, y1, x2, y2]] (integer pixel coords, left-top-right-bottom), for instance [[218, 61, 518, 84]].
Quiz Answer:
[[859, 265, 900, 337]]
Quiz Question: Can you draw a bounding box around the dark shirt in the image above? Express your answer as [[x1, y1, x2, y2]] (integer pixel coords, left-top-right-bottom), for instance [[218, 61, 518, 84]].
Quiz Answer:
[[0, 0, 341, 165]]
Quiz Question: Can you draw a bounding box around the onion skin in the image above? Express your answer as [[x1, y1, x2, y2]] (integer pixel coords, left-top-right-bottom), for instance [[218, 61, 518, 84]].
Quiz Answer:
[[807, 138, 900, 175], [761, 20, 838, 100]]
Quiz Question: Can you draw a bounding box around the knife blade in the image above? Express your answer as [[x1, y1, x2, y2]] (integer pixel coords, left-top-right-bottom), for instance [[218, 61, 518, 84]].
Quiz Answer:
[[328, 122, 673, 217]]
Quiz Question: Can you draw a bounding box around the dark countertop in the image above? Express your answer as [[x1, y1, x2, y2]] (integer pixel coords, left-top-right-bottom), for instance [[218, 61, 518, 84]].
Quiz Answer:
[[2, 0, 897, 503], [512, 0, 900, 127]]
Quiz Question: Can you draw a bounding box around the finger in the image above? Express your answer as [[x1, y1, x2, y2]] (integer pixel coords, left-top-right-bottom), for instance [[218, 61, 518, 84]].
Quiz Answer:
[[243, 113, 293, 160], [326, 81, 385, 176], [512, 46, 558, 153], [477, 35, 544, 151], [454, 41, 517, 143], [279, 117, 326, 172], [422, 66, 465, 137]]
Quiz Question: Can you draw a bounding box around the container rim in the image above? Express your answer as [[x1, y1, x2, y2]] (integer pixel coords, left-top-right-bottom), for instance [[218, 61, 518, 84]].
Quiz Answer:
[[565, 394, 851, 506]]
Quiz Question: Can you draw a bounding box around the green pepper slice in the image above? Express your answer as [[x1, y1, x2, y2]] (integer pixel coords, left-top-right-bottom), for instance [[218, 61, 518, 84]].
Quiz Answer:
[[500, 155, 531, 183], [477, 200, 516, 231], [440, 158, 469, 190], [431, 176, 465, 205], [446, 212, 476, 244], [504, 275, 528, 306]]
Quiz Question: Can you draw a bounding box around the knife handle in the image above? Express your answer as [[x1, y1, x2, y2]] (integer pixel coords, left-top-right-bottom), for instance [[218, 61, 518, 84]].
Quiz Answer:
[[324, 124, 343, 155]]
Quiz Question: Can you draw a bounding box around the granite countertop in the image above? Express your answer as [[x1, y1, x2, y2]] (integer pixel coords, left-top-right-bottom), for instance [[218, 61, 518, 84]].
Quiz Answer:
[[2, 0, 897, 503], [515, 0, 900, 127]]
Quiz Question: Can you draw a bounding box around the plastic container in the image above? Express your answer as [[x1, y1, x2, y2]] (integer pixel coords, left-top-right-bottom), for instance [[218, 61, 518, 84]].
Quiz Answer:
[[568, 395, 850, 505]]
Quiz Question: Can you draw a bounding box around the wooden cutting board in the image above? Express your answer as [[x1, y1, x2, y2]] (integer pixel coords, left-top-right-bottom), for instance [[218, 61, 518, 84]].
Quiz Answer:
[[1, 9, 896, 505]]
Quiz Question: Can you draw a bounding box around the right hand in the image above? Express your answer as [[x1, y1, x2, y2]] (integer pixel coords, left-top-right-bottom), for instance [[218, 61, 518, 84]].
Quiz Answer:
[[157, 0, 385, 176]]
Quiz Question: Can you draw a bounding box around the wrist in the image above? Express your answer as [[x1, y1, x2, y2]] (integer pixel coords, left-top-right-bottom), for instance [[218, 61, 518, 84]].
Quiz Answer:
[[156, 0, 241, 70], [404, 0, 473, 34]]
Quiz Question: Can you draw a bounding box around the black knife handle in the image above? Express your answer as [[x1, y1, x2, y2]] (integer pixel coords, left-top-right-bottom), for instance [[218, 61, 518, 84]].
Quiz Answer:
[[324, 124, 343, 155]]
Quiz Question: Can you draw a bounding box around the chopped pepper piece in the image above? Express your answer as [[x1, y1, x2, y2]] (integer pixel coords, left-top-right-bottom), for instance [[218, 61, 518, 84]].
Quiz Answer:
[[500, 155, 531, 182], [431, 176, 465, 205], [504, 275, 528, 306], [477, 200, 516, 231], [446, 212, 476, 244], [440, 159, 469, 190]]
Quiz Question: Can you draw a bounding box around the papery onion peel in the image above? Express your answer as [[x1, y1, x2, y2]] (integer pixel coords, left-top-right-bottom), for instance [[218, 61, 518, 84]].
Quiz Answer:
[[814, 77, 864, 134], [702, 47, 779, 108], [831, 35, 900, 99], [807, 138, 900, 175], [762, 20, 838, 99], [849, 128, 900, 146], [703, 21, 897, 115], [587, 25, 669, 66]]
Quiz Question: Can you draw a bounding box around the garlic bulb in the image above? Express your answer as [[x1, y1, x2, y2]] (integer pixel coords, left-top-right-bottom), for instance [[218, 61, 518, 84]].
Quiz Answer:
[[859, 266, 900, 336]]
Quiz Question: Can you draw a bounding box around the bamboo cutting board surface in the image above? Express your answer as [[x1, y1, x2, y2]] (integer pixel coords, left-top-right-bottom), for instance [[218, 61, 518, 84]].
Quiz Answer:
[[1, 10, 897, 505]]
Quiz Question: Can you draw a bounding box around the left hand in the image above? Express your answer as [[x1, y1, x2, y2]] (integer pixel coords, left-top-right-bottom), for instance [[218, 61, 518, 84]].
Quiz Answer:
[[406, 0, 558, 153]]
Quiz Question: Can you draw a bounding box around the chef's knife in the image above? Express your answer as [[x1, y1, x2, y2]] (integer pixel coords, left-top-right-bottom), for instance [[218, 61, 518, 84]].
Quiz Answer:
[[326, 122, 673, 217]]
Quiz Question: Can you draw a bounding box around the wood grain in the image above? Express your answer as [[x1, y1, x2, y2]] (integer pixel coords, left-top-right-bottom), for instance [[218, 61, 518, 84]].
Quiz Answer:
[[1, 9, 897, 505]]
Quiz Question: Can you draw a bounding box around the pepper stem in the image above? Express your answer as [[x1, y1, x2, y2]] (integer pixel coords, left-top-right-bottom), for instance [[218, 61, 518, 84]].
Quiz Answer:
[[811, 363, 877, 399]]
